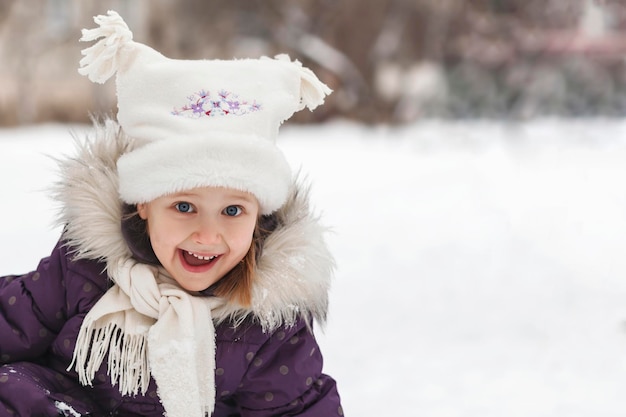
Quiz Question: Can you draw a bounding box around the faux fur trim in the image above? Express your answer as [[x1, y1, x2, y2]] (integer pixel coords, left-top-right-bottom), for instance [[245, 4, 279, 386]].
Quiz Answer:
[[53, 119, 333, 330]]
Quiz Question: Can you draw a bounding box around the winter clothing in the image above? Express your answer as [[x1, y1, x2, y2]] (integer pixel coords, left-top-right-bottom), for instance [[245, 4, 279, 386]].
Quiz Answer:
[[79, 10, 332, 214], [0, 121, 342, 416]]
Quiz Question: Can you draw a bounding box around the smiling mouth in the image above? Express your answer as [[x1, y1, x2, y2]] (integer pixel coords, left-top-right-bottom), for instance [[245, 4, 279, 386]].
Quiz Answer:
[[182, 250, 219, 267]]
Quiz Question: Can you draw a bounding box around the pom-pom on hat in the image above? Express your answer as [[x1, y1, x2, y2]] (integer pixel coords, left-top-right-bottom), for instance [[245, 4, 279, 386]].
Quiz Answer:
[[78, 10, 331, 214]]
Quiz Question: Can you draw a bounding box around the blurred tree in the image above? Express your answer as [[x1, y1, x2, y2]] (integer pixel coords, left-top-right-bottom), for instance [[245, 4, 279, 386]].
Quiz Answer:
[[2, 0, 626, 125]]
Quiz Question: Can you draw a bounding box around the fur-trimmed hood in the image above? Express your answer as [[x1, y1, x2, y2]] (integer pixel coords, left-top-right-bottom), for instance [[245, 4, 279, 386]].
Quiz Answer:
[[52, 119, 333, 330]]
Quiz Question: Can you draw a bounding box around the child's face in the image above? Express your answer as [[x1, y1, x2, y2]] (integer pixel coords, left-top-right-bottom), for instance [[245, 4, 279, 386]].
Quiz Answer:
[[137, 186, 259, 292]]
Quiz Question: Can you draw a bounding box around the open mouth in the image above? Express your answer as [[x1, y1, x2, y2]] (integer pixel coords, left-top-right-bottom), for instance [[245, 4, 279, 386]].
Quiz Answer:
[[181, 250, 220, 267]]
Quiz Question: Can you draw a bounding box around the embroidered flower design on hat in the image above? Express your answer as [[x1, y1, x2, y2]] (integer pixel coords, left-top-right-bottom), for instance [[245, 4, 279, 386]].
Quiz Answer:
[[171, 89, 262, 118]]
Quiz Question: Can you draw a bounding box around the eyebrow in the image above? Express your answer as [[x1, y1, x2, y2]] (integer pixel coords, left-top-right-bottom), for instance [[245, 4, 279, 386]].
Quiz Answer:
[[171, 191, 256, 204], [171, 192, 200, 199], [224, 193, 257, 204]]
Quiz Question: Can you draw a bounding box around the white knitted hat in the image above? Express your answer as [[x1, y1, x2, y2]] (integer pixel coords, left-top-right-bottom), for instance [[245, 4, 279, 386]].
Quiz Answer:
[[78, 10, 331, 214]]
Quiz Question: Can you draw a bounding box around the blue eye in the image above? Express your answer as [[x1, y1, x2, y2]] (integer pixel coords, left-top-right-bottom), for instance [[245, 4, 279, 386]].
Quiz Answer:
[[224, 205, 242, 216], [175, 202, 194, 213]]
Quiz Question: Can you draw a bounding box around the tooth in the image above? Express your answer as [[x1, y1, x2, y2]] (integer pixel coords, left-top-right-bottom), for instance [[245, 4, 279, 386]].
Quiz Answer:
[[185, 251, 218, 261]]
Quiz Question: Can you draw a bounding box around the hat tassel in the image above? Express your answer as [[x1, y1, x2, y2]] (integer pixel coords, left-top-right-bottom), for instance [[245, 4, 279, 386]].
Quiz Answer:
[[78, 10, 133, 84], [272, 54, 332, 111], [299, 64, 333, 111]]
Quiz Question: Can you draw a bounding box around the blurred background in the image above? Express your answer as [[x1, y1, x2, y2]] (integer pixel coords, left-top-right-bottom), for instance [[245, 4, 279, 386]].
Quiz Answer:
[[3, 2, 626, 416], [2, 0, 626, 126]]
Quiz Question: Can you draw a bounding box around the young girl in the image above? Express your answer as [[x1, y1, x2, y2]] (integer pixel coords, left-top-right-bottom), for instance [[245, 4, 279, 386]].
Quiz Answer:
[[0, 10, 343, 417]]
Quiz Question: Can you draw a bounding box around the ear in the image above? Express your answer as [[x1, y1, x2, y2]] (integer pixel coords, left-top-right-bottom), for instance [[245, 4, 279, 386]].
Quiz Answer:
[[137, 203, 148, 220]]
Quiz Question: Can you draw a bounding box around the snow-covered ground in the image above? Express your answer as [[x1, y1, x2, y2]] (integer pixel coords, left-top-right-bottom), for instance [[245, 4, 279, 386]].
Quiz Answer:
[[1, 119, 626, 416]]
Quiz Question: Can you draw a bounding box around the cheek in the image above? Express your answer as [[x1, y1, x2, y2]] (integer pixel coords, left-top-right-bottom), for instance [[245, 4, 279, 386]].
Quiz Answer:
[[232, 232, 254, 253], [145, 218, 181, 251], [231, 223, 256, 254]]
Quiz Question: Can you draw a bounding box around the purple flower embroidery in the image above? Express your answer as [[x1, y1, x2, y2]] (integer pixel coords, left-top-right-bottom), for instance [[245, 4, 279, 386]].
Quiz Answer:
[[191, 101, 205, 115], [171, 90, 261, 118]]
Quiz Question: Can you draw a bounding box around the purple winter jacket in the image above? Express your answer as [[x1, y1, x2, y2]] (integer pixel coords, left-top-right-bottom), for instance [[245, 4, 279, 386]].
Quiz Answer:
[[0, 121, 343, 417]]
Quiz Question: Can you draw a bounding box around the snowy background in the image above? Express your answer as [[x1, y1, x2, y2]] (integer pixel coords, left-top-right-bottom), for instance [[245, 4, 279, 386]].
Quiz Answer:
[[1, 119, 626, 416]]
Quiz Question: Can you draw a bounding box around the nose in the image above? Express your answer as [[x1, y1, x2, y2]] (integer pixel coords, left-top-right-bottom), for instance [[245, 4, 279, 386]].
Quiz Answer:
[[191, 214, 223, 245]]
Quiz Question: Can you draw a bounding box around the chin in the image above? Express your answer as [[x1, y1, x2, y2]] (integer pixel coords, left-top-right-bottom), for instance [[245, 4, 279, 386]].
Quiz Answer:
[[175, 277, 217, 293]]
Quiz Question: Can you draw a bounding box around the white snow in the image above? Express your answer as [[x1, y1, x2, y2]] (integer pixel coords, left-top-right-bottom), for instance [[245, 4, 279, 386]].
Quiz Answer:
[[54, 401, 82, 417], [2, 118, 626, 416]]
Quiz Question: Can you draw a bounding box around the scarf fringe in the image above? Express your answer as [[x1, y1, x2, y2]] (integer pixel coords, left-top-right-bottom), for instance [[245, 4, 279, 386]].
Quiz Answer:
[[69, 319, 150, 396]]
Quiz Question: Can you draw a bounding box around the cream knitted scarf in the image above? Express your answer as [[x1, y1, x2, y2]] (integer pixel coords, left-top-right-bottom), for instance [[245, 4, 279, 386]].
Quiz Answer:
[[70, 258, 221, 417]]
